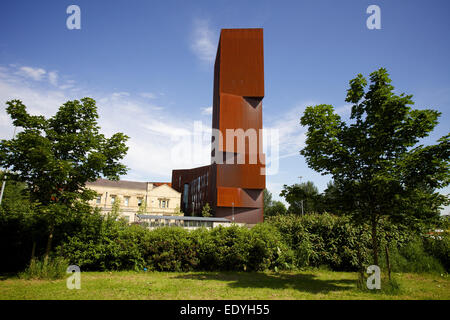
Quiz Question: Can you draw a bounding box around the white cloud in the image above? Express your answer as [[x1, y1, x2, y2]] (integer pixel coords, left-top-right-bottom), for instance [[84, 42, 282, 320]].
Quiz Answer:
[[335, 103, 352, 116], [265, 102, 315, 159], [190, 19, 217, 64], [111, 92, 130, 99], [48, 71, 58, 86], [201, 106, 212, 115], [265, 180, 288, 206], [0, 65, 211, 181], [58, 79, 76, 90], [1, 65, 322, 190], [264, 102, 354, 161], [17, 66, 46, 81], [140, 92, 156, 99]]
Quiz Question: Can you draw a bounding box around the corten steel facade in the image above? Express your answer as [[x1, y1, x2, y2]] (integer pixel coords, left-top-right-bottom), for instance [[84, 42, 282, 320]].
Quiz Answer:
[[172, 28, 265, 224]]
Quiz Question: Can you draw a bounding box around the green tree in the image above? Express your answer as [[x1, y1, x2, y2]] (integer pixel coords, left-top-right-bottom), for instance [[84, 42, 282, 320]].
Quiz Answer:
[[280, 181, 321, 214], [110, 197, 121, 218], [0, 98, 129, 261], [137, 200, 147, 215], [201, 203, 212, 217], [264, 201, 287, 217], [263, 188, 273, 216], [300, 68, 449, 265], [321, 179, 348, 215]]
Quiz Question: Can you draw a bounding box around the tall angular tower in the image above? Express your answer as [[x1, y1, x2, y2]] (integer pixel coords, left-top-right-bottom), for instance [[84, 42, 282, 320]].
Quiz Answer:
[[172, 28, 265, 224]]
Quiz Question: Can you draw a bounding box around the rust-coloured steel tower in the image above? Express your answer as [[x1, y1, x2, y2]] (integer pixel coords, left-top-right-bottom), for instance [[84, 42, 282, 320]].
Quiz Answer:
[[172, 28, 265, 224]]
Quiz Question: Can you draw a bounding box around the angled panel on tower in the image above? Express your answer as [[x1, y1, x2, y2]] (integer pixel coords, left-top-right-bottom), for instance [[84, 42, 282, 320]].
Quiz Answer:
[[172, 28, 265, 225]]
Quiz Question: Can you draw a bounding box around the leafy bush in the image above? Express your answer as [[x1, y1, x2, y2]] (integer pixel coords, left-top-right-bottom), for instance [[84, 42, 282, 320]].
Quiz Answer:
[[3, 195, 446, 274], [381, 236, 446, 274], [58, 212, 147, 271], [266, 213, 374, 271], [265, 213, 436, 273], [248, 223, 295, 271], [59, 220, 295, 272], [422, 232, 449, 272], [19, 257, 69, 280], [143, 227, 198, 272]]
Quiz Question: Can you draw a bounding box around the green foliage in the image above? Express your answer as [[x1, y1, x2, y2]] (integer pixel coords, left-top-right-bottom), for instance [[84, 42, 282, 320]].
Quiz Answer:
[[58, 219, 295, 273], [267, 213, 370, 270], [263, 189, 287, 217], [201, 203, 212, 217], [280, 181, 322, 214], [19, 257, 69, 280], [0, 176, 107, 272], [2, 180, 446, 275], [143, 227, 198, 271], [110, 197, 121, 217], [247, 223, 295, 270], [57, 212, 147, 271], [422, 232, 449, 272], [0, 98, 129, 207], [264, 201, 287, 217], [380, 237, 445, 274], [137, 200, 147, 214], [265, 213, 435, 272], [299, 68, 450, 265], [195, 225, 250, 271], [263, 189, 272, 211], [0, 98, 130, 261]]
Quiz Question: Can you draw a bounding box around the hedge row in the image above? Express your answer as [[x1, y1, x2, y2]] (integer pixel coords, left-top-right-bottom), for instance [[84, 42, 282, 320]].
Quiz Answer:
[[58, 212, 447, 273], [267, 213, 447, 273], [2, 206, 447, 273], [58, 214, 294, 272]]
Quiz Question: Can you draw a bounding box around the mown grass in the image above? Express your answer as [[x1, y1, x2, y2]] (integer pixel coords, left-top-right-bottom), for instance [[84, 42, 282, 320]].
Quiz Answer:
[[0, 270, 448, 300]]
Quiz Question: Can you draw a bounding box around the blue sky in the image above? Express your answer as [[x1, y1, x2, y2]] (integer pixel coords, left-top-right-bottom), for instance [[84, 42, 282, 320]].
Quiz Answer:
[[0, 0, 449, 213]]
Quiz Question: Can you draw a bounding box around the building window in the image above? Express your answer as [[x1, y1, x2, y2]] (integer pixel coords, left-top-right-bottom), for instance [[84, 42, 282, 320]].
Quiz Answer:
[[137, 197, 143, 206], [159, 199, 169, 208], [110, 195, 116, 205], [124, 196, 130, 207], [96, 195, 102, 204]]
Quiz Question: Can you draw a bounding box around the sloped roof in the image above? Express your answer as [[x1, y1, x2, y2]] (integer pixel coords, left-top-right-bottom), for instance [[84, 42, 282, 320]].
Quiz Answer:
[[137, 214, 230, 222], [152, 182, 172, 187], [86, 178, 171, 190]]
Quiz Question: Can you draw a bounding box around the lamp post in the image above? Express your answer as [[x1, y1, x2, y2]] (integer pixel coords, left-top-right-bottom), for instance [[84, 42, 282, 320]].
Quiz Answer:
[[232, 202, 234, 222], [0, 178, 6, 205]]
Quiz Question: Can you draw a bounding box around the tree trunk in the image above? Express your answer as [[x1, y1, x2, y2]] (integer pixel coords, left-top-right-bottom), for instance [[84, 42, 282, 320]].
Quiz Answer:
[[30, 241, 36, 263], [44, 225, 54, 264], [356, 236, 364, 286], [371, 216, 379, 266], [385, 244, 391, 281]]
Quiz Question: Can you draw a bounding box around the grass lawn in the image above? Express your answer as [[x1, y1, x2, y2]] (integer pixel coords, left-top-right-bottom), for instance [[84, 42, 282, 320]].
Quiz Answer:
[[0, 270, 448, 300]]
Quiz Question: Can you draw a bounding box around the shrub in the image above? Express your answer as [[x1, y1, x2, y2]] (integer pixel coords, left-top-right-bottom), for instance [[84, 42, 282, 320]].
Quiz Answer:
[[209, 225, 251, 271], [266, 213, 373, 271], [19, 256, 69, 280], [422, 232, 449, 272], [143, 227, 199, 272], [248, 223, 295, 271], [381, 236, 445, 274], [265, 213, 430, 272], [59, 220, 294, 273], [57, 212, 147, 271], [8, 203, 446, 274]]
